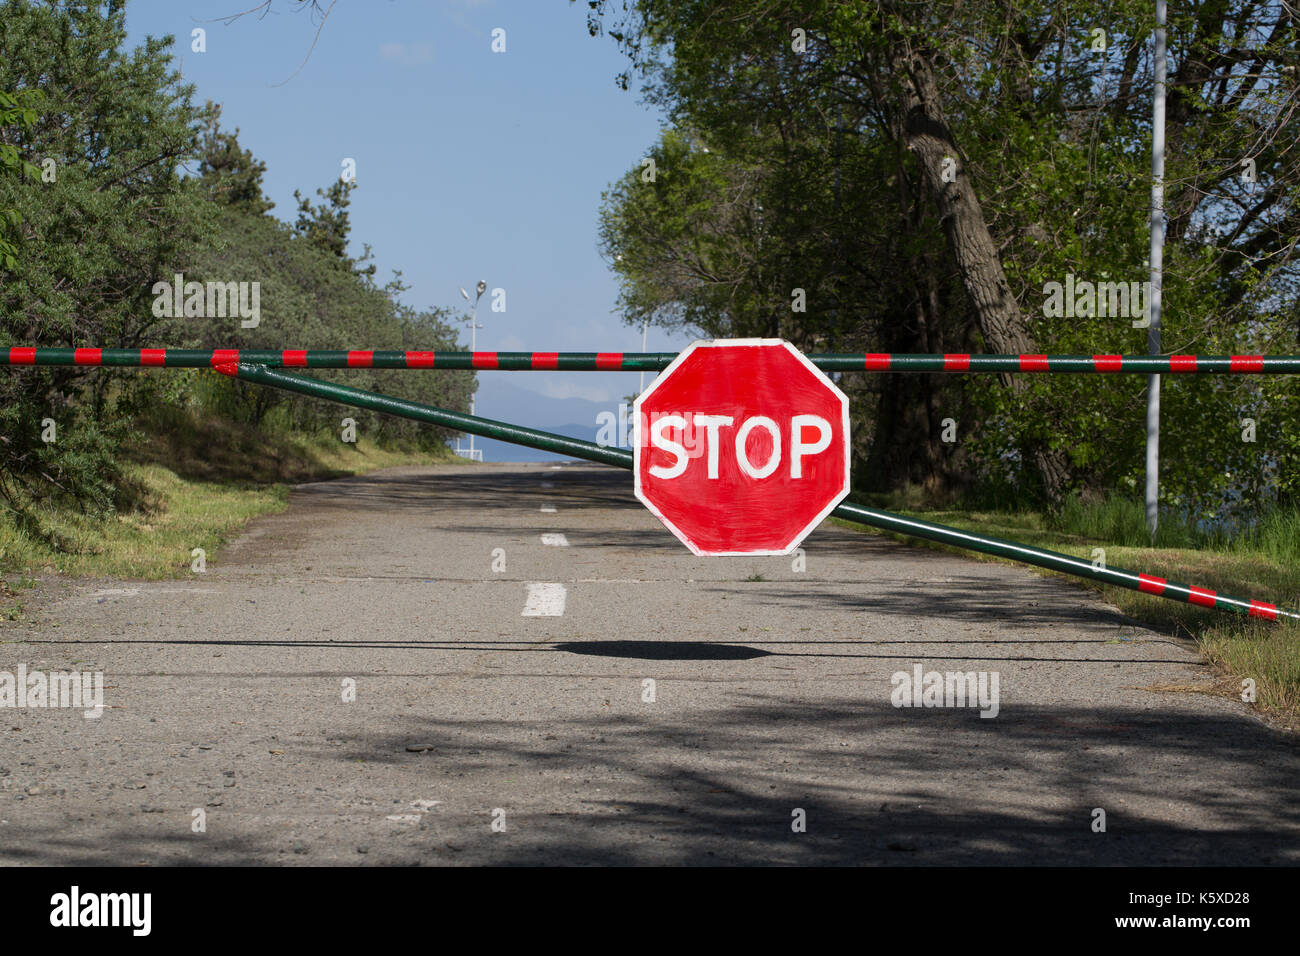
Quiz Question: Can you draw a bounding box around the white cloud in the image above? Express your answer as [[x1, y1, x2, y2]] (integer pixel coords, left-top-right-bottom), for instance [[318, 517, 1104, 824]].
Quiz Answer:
[[539, 379, 612, 403], [378, 43, 433, 66]]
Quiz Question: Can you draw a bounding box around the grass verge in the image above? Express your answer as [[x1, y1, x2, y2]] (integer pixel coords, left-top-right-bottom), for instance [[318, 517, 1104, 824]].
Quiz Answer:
[[833, 497, 1300, 730], [0, 413, 457, 582]]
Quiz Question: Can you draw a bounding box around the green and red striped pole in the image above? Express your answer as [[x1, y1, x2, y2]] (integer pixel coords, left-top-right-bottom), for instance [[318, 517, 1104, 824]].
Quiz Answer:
[[4, 347, 1300, 374], [231, 361, 1299, 624], [0, 347, 676, 372], [846, 352, 1300, 374]]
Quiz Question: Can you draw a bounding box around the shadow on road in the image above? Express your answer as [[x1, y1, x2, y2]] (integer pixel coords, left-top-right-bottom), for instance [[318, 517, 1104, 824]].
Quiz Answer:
[[8, 465, 1279, 867], [16, 635, 1193, 665], [327, 699, 1300, 866], [9, 699, 1291, 866], [555, 641, 773, 660]]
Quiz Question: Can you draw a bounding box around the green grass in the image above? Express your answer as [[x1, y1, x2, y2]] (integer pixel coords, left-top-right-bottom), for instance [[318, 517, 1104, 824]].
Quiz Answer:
[[834, 492, 1300, 729], [0, 463, 289, 579], [0, 410, 457, 584], [1049, 493, 1300, 566]]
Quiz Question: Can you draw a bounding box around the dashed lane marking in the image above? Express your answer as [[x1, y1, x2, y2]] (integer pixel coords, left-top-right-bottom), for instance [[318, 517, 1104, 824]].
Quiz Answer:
[[521, 583, 567, 617]]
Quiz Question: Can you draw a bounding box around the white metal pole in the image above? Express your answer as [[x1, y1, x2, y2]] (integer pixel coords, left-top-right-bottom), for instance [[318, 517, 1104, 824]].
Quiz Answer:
[[469, 297, 478, 460], [1146, 0, 1167, 538]]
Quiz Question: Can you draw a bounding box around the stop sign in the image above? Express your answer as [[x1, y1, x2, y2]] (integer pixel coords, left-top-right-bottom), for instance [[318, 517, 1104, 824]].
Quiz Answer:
[[633, 339, 850, 555]]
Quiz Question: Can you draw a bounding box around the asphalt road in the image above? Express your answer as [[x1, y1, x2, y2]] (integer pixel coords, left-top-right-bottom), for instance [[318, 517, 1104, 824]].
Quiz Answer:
[[2, 463, 1296, 865]]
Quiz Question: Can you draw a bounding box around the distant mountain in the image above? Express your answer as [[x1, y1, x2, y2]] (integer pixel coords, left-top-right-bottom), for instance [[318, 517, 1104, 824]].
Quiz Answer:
[[462, 425, 597, 464], [472, 379, 610, 429], [457, 380, 629, 462]]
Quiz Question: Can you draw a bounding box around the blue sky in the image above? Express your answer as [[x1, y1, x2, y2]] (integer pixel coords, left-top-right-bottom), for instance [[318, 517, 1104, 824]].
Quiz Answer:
[[123, 0, 693, 422]]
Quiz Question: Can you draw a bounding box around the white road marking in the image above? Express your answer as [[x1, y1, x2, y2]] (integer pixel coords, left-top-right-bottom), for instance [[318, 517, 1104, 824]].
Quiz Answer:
[[386, 814, 422, 823], [540, 505, 557, 513], [411, 799, 441, 811], [541, 533, 569, 547], [522, 583, 567, 617]]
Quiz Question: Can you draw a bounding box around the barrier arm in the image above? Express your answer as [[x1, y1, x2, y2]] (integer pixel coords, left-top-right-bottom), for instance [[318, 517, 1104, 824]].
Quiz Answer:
[[231, 362, 1299, 624], [6, 347, 1300, 374]]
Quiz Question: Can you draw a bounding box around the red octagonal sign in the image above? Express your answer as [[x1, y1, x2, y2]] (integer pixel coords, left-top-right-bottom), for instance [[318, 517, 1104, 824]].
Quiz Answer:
[[633, 339, 850, 556]]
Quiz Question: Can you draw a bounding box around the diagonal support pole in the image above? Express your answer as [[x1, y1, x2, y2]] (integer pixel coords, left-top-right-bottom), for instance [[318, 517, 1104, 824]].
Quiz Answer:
[[232, 362, 1298, 623], [229, 361, 631, 467]]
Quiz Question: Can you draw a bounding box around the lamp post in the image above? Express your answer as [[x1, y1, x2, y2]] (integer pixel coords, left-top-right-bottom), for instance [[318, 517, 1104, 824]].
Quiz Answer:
[[459, 279, 486, 461]]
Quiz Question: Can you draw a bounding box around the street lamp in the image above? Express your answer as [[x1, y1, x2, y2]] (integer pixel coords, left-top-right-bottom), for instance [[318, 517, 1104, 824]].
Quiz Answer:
[[458, 280, 486, 461]]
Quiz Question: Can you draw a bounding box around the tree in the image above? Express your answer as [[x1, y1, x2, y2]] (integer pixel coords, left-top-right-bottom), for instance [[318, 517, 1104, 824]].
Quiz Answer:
[[588, 0, 1300, 516], [0, 88, 39, 270], [180, 117, 472, 436], [293, 178, 375, 278], [196, 101, 274, 216], [183, 201, 471, 438], [0, 0, 209, 519]]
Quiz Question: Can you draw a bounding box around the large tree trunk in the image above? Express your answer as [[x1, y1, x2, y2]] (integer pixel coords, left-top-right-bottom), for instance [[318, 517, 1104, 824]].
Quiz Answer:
[[888, 42, 1070, 504]]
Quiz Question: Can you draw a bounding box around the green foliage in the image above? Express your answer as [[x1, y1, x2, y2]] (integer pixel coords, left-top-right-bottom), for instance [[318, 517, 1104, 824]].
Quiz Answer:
[[293, 178, 374, 277], [195, 100, 275, 216], [592, 0, 1300, 519], [0, 0, 208, 523], [1049, 495, 1199, 549], [0, 88, 40, 270], [0, 0, 473, 534], [176, 198, 472, 444]]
